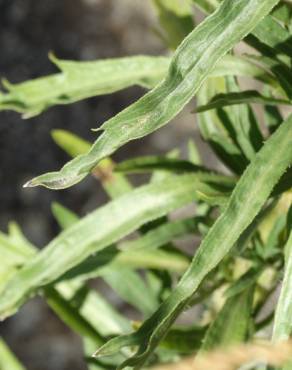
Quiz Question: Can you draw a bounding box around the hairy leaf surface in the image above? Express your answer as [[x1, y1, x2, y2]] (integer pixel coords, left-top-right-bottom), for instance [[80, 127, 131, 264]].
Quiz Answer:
[[0, 174, 208, 318], [195, 90, 290, 113], [273, 227, 292, 341], [0, 55, 169, 118], [95, 114, 292, 369], [25, 0, 280, 189], [201, 287, 253, 351]]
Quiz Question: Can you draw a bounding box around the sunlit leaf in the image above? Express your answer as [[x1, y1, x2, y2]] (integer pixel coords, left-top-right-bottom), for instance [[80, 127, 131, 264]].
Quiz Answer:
[[273, 217, 292, 341], [52, 202, 79, 230], [52, 129, 132, 198], [0, 338, 26, 370], [152, 0, 194, 49], [195, 90, 290, 113], [0, 174, 209, 319], [94, 112, 292, 369], [103, 268, 159, 316], [25, 0, 280, 190], [0, 55, 169, 118], [201, 287, 254, 351]]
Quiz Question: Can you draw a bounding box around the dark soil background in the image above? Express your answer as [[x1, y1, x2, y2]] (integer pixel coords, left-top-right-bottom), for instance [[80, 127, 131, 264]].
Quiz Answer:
[[0, 2, 215, 369], [0, 0, 166, 247]]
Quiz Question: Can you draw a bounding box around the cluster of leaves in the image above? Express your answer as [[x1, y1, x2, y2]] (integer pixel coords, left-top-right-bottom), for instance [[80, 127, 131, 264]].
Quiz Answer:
[[1, 0, 292, 369]]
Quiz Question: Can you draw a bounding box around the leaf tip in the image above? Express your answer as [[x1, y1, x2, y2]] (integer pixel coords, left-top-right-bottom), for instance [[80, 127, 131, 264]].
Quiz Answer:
[[91, 346, 104, 358], [48, 51, 60, 68], [23, 179, 38, 188], [91, 127, 103, 132]]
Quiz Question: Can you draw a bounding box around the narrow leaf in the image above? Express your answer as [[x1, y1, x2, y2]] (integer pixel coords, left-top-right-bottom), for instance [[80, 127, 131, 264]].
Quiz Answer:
[[188, 140, 201, 165], [0, 174, 206, 319], [51, 129, 91, 157], [103, 268, 158, 316], [224, 266, 262, 299], [53, 202, 160, 317], [0, 224, 131, 347], [272, 228, 292, 341], [192, 0, 218, 14], [118, 217, 200, 252], [45, 287, 104, 345], [0, 53, 276, 120], [221, 77, 263, 161], [61, 248, 190, 284], [115, 156, 207, 174], [0, 55, 169, 118], [152, 0, 194, 49], [197, 78, 249, 174], [25, 0, 280, 189], [52, 202, 79, 230], [160, 325, 206, 354], [251, 15, 292, 60], [52, 129, 132, 198], [0, 338, 26, 370], [195, 90, 290, 113], [201, 287, 254, 351], [95, 113, 292, 369]]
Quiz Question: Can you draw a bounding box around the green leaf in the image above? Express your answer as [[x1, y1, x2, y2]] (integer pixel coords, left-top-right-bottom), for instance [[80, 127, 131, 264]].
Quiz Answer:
[[188, 140, 201, 165], [0, 55, 170, 118], [61, 248, 189, 284], [52, 133, 173, 318], [220, 76, 264, 163], [197, 77, 249, 174], [0, 174, 208, 319], [232, 199, 278, 256], [209, 54, 277, 86], [116, 156, 234, 207], [58, 281, 131, 338], [118, 217, 200, 252], [263, 86, 284, 134], [52, 129, 132, 198], [115, 155, 206, 173], [6, 222, 36, 255], [0, 233, 33, 267], [25, 0, 280, 190], [103, 268, 158, 316], [251, 15, 292, 61], [261, 213, 287, 260], [51, 129, 91, 157], [94, 113, 292, 369], [83, 338, 123, 370], [52, 202, 159, 316], [58, 217, 197, 284], [0, 52, 277, 121], [195, 90, 291, 113], [45, 287, 104, 345], [57, 192, 198, 279], [0, 338, 26, 370], [272, 227, 292, 341], [152, 0, 194, 49], [224, 266, 262, 299], [0, 222, 132, 358], [195, 1, 292, 61], [160, 325, 206, 354], [197, 74, 265, 171], [52, 202, 79, 230], [192, 0, 218, 14], [115, 156, 234, 188], [201, 287, 254, 351], [250, 54, 292, 100], [272, 1, 292, 29]]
